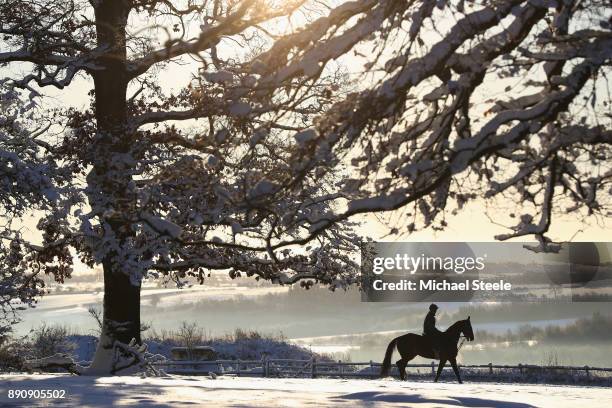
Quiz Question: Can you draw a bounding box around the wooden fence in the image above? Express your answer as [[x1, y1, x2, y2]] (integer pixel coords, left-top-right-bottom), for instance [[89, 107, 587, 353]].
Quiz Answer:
[[148, 358, 612, 379]]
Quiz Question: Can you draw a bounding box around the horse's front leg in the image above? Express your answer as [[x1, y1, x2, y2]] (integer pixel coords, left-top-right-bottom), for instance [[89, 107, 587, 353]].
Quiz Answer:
[[449, 358, 462, 384], [434, 359, 446, 382]]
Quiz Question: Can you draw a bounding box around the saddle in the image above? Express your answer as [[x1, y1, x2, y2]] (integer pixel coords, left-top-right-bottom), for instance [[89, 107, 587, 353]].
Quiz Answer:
[[423, 332, 443, 359]]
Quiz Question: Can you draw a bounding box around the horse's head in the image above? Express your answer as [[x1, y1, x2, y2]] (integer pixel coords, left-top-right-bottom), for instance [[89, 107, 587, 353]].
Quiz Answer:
[[462, 316, 475, 341]]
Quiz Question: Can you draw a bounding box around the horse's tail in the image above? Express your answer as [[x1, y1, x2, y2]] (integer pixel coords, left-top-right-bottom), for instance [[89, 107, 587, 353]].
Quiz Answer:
[[380, 337, 398, 377]]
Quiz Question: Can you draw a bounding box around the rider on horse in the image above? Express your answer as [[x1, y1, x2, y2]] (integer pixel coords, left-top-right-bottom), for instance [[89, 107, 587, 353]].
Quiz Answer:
[[380, 307, 473, 382], [424, 303, 442, 357]]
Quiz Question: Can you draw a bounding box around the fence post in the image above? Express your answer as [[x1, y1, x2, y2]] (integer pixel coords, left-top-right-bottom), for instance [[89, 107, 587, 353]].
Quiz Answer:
[[311, 357, 316, 379], [370, 360, 374, 379], [519, 363, 523, 374], [489, 362, 493, 375], [263, 357, 269, 378], [237, 359, 241, 377], [339, 360, 343, 377], [585, 366, 589, 378], [431, 361, 435, 376]]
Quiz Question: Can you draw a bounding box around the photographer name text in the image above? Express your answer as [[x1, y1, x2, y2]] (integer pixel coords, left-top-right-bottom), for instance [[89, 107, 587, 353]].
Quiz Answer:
[[371, 279, 512, 291]]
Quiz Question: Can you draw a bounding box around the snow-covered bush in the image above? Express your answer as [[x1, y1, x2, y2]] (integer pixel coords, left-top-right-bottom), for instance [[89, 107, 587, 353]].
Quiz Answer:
[[2, 321, 323, 373], [29, 324, 77, 360], [0, 334, 29, 372], [144, 324, 321, 361], [0, 324, 88, 373]]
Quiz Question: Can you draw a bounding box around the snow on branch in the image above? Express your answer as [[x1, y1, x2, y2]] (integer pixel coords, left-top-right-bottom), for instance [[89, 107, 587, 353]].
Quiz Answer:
[[126, 0, 308, 78], [1, 0, 610, 293], [25, 353, 84, 375], [111, 338, 166, 377]]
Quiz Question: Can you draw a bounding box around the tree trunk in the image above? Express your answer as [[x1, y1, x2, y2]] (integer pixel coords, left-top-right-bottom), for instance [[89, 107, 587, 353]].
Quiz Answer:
[[86, 0, 140, 375]]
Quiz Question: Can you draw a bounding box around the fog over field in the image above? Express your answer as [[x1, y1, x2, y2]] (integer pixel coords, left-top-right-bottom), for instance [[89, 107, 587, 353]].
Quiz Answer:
[[16, 272, 612, 367]]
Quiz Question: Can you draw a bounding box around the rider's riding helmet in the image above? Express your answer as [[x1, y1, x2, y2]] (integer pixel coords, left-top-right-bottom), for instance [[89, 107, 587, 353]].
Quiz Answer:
[[429, 303, 438, 312]]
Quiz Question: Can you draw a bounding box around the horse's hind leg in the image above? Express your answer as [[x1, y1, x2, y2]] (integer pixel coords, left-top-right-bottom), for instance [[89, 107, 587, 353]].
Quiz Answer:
[[396, 359, 407, 380], [450, 358, 463, 384], [396, 352, 416, 381]]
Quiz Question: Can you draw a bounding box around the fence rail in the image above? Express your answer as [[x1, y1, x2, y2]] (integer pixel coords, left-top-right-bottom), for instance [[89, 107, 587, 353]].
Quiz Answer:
[[144, 358, 612, 378]]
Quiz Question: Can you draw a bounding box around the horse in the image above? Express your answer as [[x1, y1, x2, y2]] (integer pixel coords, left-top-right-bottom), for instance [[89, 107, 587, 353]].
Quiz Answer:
[[380, 316, 474, 383]]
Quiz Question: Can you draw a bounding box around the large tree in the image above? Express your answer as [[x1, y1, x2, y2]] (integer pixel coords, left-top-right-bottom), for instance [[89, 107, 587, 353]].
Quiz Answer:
[[1, 0, 610, 374]]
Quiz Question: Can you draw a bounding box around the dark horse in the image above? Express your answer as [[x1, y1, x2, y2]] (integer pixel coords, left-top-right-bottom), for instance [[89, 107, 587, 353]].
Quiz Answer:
[[380, 317, 474, 383]]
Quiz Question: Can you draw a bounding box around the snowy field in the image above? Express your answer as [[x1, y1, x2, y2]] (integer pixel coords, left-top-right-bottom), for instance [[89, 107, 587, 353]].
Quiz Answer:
[[1, 375, 611, 407]]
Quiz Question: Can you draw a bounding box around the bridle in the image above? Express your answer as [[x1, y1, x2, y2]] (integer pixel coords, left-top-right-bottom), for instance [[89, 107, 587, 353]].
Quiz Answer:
[[447, 320, 473, 351]]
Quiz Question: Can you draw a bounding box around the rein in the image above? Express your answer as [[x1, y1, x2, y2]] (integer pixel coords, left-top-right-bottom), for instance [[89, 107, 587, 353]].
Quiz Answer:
[[457, 336, 467, 351]]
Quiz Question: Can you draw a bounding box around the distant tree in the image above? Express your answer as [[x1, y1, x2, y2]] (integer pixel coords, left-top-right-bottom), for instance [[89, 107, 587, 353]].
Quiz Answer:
[[1, 0, 610, 374]]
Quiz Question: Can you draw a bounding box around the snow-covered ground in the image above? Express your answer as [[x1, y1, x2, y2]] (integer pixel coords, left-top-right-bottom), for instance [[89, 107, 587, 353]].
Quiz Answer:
[[1, 375, 610, 407]]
